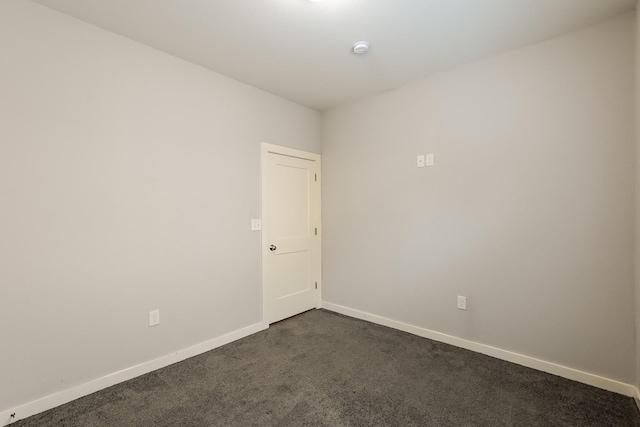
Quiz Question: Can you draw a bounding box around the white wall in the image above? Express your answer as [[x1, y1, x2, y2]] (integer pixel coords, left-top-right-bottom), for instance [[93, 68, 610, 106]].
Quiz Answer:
[[0, 0, 320, 413], [322, 13, 635, 383], [635, 3, 640, 393]]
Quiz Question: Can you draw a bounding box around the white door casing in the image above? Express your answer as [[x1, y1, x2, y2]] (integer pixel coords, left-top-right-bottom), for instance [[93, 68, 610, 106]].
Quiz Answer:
[[261, 143, 321, 327]]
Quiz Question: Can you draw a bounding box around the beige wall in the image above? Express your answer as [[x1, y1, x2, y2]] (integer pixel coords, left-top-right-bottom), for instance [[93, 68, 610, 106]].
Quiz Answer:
[[0, 0, 320, 411], [322, 13, 635, 383]]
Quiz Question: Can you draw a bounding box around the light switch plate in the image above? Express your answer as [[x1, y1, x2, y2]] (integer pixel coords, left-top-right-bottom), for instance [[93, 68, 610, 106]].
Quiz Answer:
[[149, 310, 160, 326], [426, 153, 434, 166], [417, 155, 425, 168], [251, 219, 262, 231], [457, 296, 467, 310]]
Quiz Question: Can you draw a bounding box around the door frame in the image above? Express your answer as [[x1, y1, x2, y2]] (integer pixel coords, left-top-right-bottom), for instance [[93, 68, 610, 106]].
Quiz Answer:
[[261, 142, 322, 330]]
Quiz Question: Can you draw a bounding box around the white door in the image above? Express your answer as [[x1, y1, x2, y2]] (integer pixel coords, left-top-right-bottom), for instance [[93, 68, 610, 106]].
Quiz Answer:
[[262, 143, 321, 326]]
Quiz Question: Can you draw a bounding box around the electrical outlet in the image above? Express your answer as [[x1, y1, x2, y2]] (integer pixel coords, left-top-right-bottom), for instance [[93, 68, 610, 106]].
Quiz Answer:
[[457, 296, 467, 310], [251, 219, 261, 231], [149, 309, 160, 327], [417, 155, 425, 168]]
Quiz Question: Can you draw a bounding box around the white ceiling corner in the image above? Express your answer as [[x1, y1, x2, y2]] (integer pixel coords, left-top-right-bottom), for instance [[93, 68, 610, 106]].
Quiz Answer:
[[30, 0, 636, 111]]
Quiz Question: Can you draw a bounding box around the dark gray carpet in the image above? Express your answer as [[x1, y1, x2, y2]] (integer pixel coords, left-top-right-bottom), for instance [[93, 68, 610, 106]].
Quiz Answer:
[[12, 309, 640, 426]]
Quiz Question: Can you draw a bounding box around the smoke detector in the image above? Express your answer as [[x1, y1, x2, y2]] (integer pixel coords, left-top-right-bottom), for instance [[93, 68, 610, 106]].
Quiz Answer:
[[352, 41, 370, 55]]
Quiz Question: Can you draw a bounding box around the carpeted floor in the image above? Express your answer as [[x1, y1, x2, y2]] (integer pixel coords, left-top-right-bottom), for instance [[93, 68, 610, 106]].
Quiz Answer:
[[11, 309, 640, 426]]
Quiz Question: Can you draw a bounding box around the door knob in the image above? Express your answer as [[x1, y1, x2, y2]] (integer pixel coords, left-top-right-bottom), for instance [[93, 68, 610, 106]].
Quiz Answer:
[[269, 245, 277, 251]]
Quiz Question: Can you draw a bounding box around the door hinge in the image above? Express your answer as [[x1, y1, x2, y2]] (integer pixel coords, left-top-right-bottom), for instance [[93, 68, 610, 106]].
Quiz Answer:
[[315, 228, 317, 235], [315, 282, 318, 289], [315, 173, 317, 182]]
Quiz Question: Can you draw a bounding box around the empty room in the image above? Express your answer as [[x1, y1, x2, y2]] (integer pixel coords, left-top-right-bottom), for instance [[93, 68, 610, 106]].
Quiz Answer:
[[2, 0, 640, 425]]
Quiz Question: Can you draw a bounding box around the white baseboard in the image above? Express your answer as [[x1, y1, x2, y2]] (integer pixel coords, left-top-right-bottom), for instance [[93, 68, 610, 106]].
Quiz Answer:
[[322, 301, 636, 397], [1, 322, 262, 426], [634, 387, 640, 411]]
